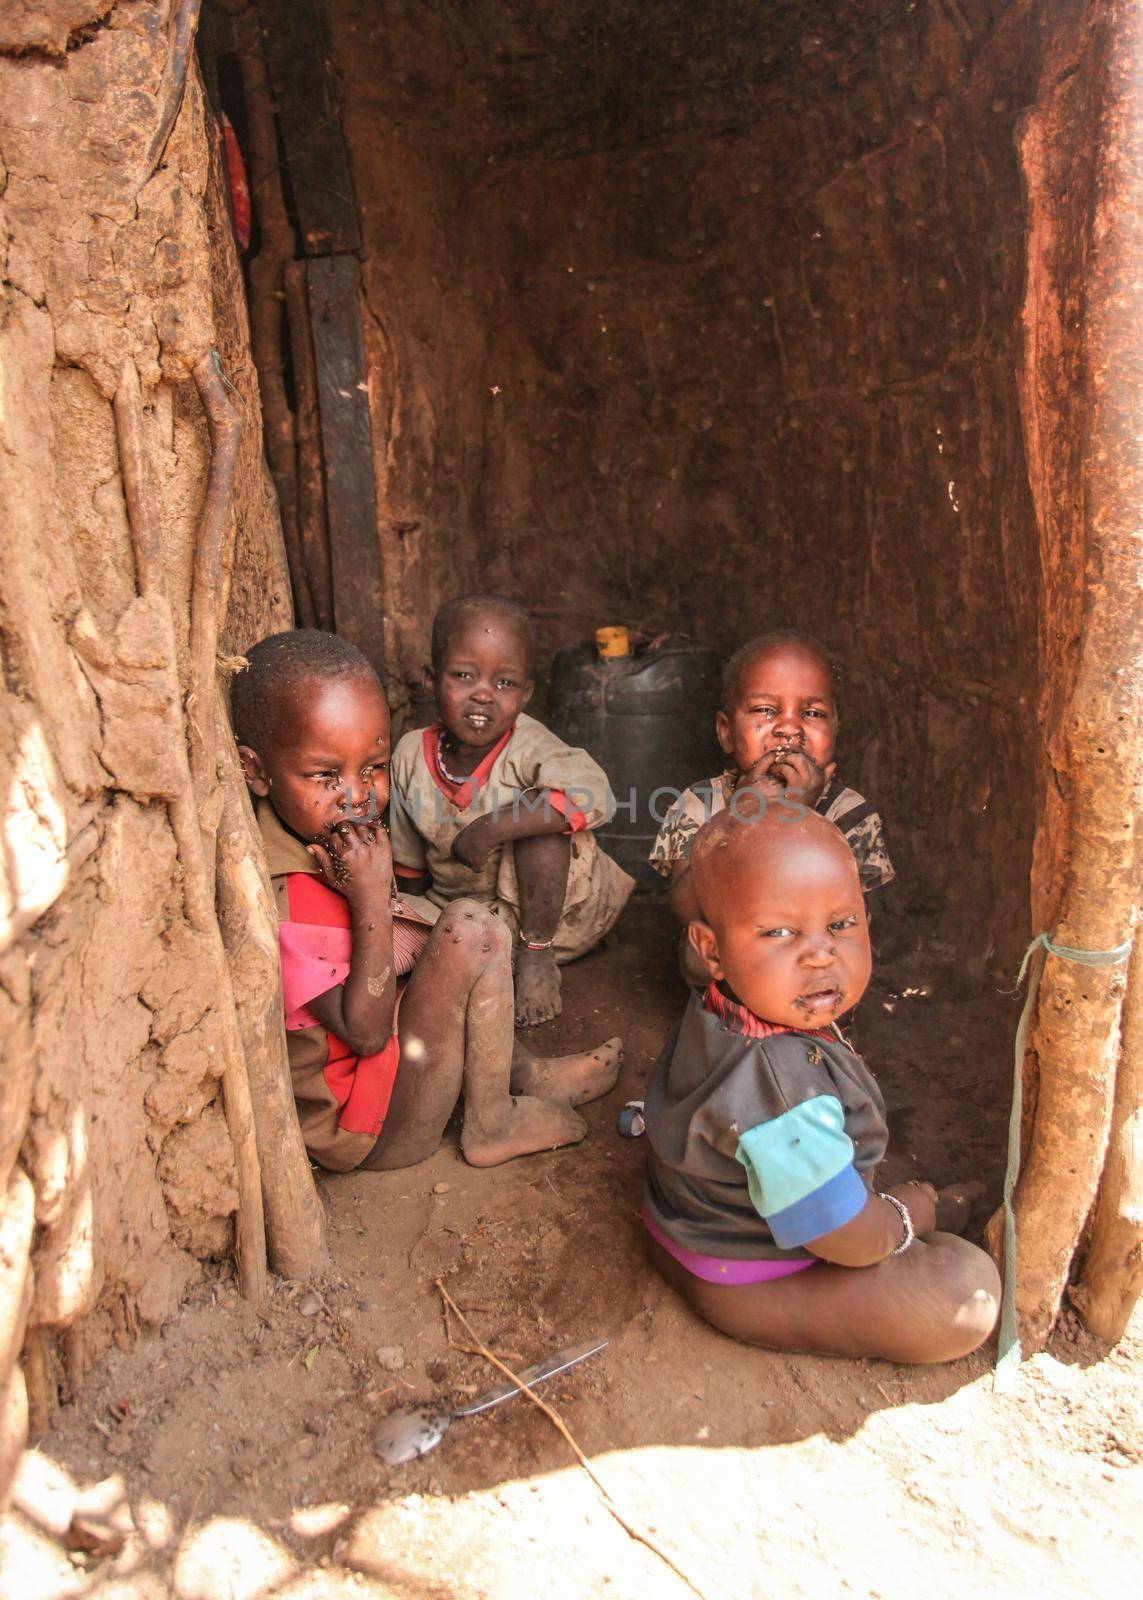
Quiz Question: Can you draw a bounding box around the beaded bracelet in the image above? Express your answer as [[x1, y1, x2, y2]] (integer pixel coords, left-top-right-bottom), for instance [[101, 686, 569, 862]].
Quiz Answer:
[[518, 929, 556, 952], [878, 1191, 914, 1256]]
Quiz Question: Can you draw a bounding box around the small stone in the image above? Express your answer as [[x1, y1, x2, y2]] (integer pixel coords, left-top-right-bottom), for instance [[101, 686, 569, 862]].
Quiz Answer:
[[298, 1291, 322, 1316], [432, 1182, 450, 1195], [377, 1345, 404, 1371]]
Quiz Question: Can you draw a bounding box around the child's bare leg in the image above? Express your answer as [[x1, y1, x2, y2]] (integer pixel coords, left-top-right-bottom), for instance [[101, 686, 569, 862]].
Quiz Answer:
[[647, 1232, 1000, 1365], [509, 1037, 623, 1106], [363, 900, 585, 1171], [511, 832, 571, 1026]]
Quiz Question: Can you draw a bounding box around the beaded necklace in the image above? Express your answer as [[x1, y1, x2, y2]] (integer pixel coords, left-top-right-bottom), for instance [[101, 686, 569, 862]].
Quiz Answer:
[[435, 730, 479, 787]]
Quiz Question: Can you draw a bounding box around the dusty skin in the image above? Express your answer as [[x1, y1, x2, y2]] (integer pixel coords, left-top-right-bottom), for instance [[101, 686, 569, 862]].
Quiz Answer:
[[3, 901, 1140, 1600]]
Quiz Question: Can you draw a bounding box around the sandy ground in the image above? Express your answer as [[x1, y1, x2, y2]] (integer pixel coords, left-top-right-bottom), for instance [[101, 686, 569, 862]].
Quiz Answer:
[[3, 898, 1142, 1599]]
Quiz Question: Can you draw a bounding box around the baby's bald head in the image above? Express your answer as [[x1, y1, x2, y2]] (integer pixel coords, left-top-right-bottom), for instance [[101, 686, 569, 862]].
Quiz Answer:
[[692, 797, 856, 927], [688, 796, 871, 1026]]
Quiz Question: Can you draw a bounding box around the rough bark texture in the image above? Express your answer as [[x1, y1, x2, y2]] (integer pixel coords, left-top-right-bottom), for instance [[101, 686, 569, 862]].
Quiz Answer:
[[1074, 928, 1143, 1340], [334, 0, 1046, 984], [0, 0, 303, 1495], [1009, 0, 1143, 1347]]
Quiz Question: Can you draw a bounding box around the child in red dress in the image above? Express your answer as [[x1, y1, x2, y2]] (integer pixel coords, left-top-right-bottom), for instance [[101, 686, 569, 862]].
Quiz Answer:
[[233, 630, 622, 1173]]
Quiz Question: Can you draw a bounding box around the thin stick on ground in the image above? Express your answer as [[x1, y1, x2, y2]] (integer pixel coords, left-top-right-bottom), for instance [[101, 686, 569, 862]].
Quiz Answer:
[[435, 1280, 713, 1600], [438, 1292, 522, 1363]]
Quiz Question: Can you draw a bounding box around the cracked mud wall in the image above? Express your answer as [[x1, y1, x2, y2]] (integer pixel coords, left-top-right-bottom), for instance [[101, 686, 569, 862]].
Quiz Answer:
[[333, 0, 1062, 982], [1, 1, 289, 1486]]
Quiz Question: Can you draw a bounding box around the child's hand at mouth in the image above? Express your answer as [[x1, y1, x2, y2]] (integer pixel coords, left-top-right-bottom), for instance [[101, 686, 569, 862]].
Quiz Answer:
[[308, 819, 392, 906], [733, 757, 791, 800], [738, 748, 833, 808]]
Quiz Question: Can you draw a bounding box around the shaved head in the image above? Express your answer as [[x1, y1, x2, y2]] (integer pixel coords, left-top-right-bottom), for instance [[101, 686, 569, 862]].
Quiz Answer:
[[689, 797, 870, 1026], [691, 796, 860, 932]]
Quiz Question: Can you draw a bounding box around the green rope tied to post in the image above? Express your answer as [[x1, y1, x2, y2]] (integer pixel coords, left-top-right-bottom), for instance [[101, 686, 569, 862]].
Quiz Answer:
[[995, 930, 1133, 1393]]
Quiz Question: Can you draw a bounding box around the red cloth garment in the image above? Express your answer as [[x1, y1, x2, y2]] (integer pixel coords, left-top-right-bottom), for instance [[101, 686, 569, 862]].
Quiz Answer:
[[221, 113, 251, 251], [282, 873, 404, 1139]]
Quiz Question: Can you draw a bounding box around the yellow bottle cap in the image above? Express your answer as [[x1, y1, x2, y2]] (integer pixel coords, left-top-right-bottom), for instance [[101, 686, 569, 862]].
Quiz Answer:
[[595, 625, 630, 658]]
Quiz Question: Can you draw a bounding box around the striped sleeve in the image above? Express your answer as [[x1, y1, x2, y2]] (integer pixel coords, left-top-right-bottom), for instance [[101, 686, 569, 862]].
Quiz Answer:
[[734, 1094, 867, 1248]]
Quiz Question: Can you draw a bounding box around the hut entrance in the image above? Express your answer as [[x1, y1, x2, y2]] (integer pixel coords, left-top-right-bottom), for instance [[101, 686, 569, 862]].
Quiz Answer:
[[204, 0, 1141, 1355], [3, 0, 1143, 1583]]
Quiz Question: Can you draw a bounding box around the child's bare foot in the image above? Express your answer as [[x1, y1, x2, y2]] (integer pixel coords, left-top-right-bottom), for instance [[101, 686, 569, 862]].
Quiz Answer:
[[934, 1181, 985, 1236], [511, 1037, 623, 1107], [461, 1094, 586, 1166], [514, 945, 562, 1026]]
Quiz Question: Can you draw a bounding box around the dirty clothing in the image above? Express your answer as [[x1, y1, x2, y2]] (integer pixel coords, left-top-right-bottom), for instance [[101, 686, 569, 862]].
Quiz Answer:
[[389, 714, 634, 962], [644, 985, 889, 1266], [259, 801, 432, 1173], [648, 770, 893, 892]]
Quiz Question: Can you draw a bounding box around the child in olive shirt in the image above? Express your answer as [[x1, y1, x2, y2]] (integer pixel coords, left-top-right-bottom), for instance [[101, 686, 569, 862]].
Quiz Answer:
[[389, 594, 633, 1026]]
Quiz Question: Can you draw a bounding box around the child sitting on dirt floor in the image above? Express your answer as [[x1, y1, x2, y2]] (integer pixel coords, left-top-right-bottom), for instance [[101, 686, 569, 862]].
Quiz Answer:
[[388, 593, 634, 1027], [232, 629, 622, 1174], [642, 798, 999, 1363], [650, 631, 892, 982]]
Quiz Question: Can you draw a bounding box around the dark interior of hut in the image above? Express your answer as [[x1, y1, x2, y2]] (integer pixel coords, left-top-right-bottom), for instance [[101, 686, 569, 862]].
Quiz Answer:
[[160, 0, 1043, 1504], [214, 2, 1035, 1193], [209, 0, 1039, 982]]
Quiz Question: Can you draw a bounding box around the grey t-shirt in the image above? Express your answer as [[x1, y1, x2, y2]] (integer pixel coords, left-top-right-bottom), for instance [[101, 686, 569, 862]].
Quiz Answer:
[[644, 989, 889, 1262]]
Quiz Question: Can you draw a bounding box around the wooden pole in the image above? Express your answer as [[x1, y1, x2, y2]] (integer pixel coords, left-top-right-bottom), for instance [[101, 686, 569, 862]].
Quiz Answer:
[[1005, 0, 1143, 1348], [145, 0, 203, 177], [192, 354, 327, 1281], [284, 260, 334, 630], [1073, 915, 1143, 1340], [214, 775, 330, 1278], [232, 1, 314, 626]]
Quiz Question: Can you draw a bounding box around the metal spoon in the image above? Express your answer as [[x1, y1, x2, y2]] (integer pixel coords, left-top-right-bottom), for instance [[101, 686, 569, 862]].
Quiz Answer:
[[371, 1336, 609, 1465]]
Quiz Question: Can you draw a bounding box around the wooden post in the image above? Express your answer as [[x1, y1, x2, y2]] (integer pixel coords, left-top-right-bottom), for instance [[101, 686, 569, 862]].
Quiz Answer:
[[1074, 927, 1143, 1340], [193, 353, 328, 1282], [253, 0, 361, 256], [307, 255, 387, 681], [214, 769, 330, 1280], [284, 261, 334, 630], [232, 2, 314, 627], [1004, 0, 1143, 1348]]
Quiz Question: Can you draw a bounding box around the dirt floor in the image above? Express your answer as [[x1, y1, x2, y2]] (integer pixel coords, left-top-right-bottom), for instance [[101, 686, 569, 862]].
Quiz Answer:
[[3, 897, 1142, 1599]]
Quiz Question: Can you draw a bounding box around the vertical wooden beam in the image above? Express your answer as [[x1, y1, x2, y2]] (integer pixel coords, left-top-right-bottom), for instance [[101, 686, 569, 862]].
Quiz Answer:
[[306, 254, 386, 679], [253, 0, 361, 256], [1003, 0, 1143, 1348]]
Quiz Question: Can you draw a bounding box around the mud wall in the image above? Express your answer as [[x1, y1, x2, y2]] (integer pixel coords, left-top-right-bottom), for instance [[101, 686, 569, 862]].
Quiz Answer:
[[0, 1, 290, 1482], [332, 0, 1064, 981]]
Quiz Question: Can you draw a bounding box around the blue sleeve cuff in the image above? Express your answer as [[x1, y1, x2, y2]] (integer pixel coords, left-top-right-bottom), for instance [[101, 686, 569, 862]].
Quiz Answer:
[[764, 1164, 868, 1248]]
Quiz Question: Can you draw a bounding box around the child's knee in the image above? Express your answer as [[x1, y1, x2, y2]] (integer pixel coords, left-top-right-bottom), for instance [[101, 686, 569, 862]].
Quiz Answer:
[[434, 899, 511, 960], [920, 1236, 1001, 1360]]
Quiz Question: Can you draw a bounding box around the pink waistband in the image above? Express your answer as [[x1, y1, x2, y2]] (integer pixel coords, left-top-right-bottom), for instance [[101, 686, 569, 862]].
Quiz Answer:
[[642, 1206, 816, 1285]]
